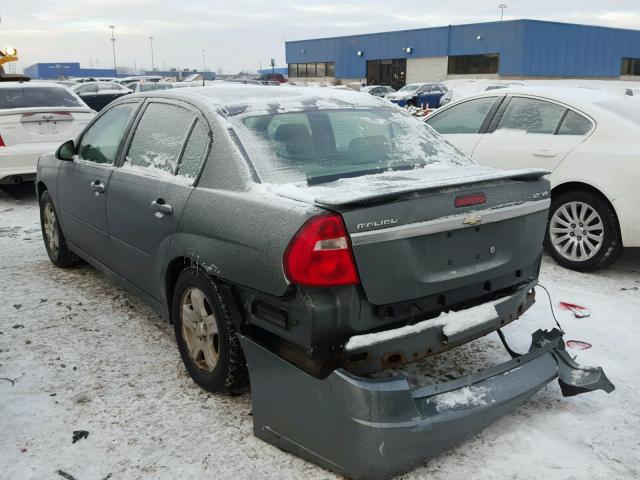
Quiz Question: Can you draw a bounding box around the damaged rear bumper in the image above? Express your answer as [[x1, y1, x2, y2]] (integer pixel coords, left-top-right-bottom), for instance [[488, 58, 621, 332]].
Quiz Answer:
[[240, 329, 613, 480]]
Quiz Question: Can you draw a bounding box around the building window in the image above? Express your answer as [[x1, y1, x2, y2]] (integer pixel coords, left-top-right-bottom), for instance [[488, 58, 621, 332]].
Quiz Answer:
[[448, 54, 499, 75], [287, 62, 335, 78], [622, 58, 640, 76]]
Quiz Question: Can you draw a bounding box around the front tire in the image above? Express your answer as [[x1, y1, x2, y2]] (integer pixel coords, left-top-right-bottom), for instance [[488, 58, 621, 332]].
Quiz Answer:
[[172, 268, 248, 393], [39, 191, 79, 268], [544, 190, 622, 272]]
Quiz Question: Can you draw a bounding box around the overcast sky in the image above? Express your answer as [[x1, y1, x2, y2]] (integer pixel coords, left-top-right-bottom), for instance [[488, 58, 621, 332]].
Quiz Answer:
[[2, 0, 640, 74]]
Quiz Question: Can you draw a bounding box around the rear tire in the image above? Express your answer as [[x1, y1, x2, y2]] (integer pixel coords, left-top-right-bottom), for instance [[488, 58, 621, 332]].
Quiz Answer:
[[39, 191, 79, 268], [172, 268, 248, 394], [544, 190, 622, 272]]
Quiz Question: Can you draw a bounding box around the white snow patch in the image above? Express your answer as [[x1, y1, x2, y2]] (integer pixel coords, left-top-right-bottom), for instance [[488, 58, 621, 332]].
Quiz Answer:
[[346, 298, 499, 351], [433, 386, 489, 412]]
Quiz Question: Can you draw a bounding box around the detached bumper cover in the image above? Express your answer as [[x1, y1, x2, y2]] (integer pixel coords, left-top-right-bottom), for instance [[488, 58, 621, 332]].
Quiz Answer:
[[240, 329, 613, 480]]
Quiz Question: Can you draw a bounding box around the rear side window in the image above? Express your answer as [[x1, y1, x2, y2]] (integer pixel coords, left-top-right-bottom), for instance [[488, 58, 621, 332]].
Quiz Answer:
[[557, 110, 593, 135], [177, 120, 210, 179], [0, 87, 84, 109], [77, 103, 137, 165], [125, 102, 195, 174], [426, 97, 497, 134], [497, 97, 565, 134]]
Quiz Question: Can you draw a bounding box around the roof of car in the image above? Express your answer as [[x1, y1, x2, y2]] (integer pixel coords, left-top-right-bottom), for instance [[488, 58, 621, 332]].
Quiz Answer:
[[136, 84, 387, 114], [0, 81, 68, 89], [465, 86, 621, 108]]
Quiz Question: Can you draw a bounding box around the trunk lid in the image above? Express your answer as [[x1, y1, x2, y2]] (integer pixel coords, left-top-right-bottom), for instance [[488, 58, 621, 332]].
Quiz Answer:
[[0, 107, 94, 146], [270, 165, 550, 305]]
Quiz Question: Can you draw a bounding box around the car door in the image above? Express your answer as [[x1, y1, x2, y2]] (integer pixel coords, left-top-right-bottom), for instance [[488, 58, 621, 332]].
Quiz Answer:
[[105, 99, 211, 298], [471, 95, 593, 171], [57, 101, 139, 262], [425, 96, 502, 157]]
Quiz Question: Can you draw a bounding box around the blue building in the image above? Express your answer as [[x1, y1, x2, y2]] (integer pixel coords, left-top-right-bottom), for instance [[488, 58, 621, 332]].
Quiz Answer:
[[22, 62, 216, 81], [285, 19, 640, 89], [23, 62, 117, 80]]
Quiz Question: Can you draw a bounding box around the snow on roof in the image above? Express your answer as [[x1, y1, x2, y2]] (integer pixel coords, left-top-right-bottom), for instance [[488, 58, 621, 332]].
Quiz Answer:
[[0, 81, 66, 89], [470, 85, 621, 108], [147, 83, 388, 115]]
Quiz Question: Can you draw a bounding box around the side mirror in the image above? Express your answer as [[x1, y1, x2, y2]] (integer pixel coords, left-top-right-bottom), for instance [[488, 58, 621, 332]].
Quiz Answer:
[[56, 140, 76, 161]]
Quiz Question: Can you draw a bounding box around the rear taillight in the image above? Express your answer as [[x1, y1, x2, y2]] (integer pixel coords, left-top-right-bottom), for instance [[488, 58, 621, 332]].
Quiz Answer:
[[455, 193, 486, 208], [0, 134, 5, 147], [284, 214, 360, 287]]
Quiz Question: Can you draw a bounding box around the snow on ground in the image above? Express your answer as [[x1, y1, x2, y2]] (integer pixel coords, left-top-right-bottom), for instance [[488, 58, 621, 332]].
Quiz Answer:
[[1, 184, 639, 480]]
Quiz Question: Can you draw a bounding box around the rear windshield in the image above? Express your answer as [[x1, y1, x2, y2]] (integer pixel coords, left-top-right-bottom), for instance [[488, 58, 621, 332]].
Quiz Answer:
[[233, 108, 472, 185], [0, 86, 84, 109], [596, 99, 640, 125]]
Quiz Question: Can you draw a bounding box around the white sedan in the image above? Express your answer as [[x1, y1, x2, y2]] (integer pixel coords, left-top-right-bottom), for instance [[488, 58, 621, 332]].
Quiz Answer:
[[0, 82, 94, 184], [425, 87, 640, 272]]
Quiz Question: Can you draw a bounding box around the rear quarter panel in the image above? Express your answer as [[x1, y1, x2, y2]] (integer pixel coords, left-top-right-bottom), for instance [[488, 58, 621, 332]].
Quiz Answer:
[[169, 186, 321, 298], [552, 124, 640, 246]]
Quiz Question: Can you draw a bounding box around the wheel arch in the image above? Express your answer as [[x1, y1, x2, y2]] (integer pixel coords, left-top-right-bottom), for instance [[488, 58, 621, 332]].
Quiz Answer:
[[164, 256, 242, 328], [551, 181, 622, 238], [36, 180, 48, 199]]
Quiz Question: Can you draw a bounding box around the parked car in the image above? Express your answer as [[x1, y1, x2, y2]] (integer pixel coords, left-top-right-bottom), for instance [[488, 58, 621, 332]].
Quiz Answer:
[[129, 82, 174, 93], [70, 82, 131, 112], [361, 85, 395, 97], [0, 82, 94, 184], [259, 73, 288, 83], [425, 87, 640, 271], [36, 85, 611, 480], [117, 75, 163, 85], [386, 83, 448, 108]]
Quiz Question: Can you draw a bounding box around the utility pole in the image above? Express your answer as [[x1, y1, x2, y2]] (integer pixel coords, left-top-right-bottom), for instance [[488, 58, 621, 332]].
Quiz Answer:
[[149, 36, 155, 71], [109, 25, 117, 75], [499, 3, 507, 21]]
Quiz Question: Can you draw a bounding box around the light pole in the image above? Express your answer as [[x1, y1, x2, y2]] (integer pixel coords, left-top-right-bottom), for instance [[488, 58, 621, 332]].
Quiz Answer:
[[149, 36, 155, 71], [499, 3, 507, 21], [202, 49, 206, 86], [109, 25, 117, 75]]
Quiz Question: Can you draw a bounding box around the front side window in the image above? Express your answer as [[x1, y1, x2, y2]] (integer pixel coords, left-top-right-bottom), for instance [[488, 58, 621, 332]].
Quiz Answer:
[[557, 110, 593, 135], [497, 97, 565, 134], [125, 103, 195, 174], [234, 107, 472, 185], [77, 103, 137, 164], [426, 97, 497, 134]]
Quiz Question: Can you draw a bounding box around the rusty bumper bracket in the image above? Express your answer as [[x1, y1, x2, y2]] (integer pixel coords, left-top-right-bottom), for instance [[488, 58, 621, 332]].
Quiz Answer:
[[240, 328, 613, 480]]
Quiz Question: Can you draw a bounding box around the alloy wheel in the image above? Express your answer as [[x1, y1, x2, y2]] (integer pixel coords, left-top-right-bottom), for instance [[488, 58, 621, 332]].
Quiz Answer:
[[43, 202, 60, 257], [180, 287, 220, 373], [549, 201, 604, 262]]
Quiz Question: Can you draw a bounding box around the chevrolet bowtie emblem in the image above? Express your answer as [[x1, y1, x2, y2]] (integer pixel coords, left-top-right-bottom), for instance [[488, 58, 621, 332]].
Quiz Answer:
[[463, 213, 483, 226]]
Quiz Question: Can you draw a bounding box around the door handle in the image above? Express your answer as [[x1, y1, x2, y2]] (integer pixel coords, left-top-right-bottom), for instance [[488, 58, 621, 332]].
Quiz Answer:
[[533, 148, 557, 158], [90, 180, 105, 194], [151, 199, 173, 215]]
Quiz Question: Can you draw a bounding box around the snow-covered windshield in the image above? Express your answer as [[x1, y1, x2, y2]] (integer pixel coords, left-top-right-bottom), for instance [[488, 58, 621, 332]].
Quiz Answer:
[[0, 87, 84, 109], [398, 84, 421, 92], [596, 99, 640, 126], [233, 107, 472, 185]]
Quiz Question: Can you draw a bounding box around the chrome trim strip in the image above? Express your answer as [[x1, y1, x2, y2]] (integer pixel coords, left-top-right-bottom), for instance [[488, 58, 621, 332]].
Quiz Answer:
[[350, 199, 550, 246]]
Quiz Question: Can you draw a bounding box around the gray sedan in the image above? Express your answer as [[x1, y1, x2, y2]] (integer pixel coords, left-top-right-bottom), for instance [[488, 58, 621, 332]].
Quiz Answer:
[[36, 85, 612, 480]]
